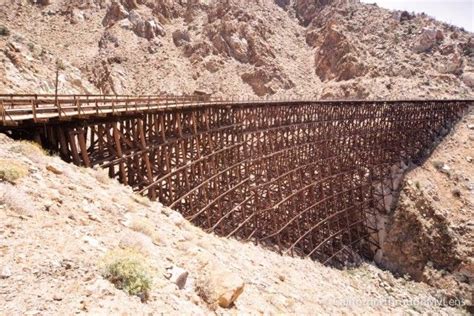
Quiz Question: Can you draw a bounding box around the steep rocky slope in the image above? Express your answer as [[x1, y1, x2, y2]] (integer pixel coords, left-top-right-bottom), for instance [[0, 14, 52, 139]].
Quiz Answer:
[[0, 0, 472, 98], [0, 134, 469, 314], [378, 108, 474, 307]]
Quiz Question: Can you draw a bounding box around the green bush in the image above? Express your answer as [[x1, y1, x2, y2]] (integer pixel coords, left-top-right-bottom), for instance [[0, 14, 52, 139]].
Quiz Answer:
[[101, 248, 153, 302]]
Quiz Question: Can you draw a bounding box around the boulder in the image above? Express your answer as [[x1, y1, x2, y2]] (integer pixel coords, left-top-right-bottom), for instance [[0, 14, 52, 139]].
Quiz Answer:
[[275, 0, 290, 8], [314, 27, 366, 81], [227, 34, 249, 63], [102, 1, 129, 28], [0, 266, 12, 279], [172, 30, 191, 47], [412, 28, 443, 53], [437, 53, 463, 75], [461, 72, 474, 88], [197, 264, 245, 308], [165, 266, 189, 289], [99, 31, 120, 49], [439, 44, 455, 55], [46, 164, 63, 175], [392, 10, 415, 23], [129, 10, 165, 40], [70, 8, 85, 24]]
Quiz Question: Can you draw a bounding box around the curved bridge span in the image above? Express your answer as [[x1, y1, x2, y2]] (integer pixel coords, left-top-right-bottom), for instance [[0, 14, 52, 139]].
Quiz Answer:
[[1, 95, 470, 265]]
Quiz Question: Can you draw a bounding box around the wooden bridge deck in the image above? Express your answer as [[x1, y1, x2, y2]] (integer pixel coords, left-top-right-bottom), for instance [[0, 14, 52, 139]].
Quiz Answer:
[[1, 94, 472, 127]]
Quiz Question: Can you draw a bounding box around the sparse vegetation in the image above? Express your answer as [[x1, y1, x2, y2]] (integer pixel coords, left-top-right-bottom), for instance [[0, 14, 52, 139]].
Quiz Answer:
[[129, 217, 162, 245], [101, 248, 153, 302], [10, 140, 48, 157], [0, 25, 10, 36], [131, 194, 151, 207], [0, 159, 28, 184]]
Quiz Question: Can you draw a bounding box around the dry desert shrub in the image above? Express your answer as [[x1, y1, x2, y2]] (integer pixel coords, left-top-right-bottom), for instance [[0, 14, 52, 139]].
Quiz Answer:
[[100, 248, 154, 302], [0, 159, 28, 183], [10, 141, 48, 164]]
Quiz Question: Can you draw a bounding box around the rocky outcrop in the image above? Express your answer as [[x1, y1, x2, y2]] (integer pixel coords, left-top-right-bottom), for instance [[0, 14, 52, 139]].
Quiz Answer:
[[102, 1, 129, 27], [128, 10, 166, 40], [436, 53, 463, 75], [205, 7, 275, 66], [412, 27, 444, 53], [241, 67, 294, 96], [102, 1, 165, 40], [314, 27, 366, 81], [294, 0, 335, 26]]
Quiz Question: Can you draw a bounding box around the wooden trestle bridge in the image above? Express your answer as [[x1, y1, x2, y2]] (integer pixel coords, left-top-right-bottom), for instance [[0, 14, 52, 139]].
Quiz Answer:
[[0, 94, 471, 265]]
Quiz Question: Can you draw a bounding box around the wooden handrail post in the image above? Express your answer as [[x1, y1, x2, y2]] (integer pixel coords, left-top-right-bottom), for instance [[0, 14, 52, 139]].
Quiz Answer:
[[0, 100, 5, 124]]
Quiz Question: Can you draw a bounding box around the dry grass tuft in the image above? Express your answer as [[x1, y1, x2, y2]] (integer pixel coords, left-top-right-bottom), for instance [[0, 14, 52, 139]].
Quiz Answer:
[[131, 194, 152, 207], [0, 159, 29, 184], [100, 248, 154, 302], [10, 140, 48, 157], [129, 217, 162, 245]]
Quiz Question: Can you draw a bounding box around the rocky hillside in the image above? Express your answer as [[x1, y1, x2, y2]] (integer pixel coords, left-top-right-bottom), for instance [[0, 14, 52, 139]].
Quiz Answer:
[[378, 109, 474, 308], [0, 0, 473, 98], [0, 134, 469, 314]]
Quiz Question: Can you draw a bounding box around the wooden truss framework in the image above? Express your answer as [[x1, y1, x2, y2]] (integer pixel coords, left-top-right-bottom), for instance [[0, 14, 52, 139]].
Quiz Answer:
[[3, 98, 469, 266]]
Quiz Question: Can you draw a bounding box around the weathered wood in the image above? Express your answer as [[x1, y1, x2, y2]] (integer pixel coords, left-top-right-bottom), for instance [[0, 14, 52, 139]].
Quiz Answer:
[[0, 95, 469, 267]]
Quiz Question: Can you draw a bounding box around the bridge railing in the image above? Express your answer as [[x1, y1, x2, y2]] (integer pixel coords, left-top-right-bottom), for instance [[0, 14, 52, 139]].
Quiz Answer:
[[0, 94, 226, 125], [0, 94, 472, 126]]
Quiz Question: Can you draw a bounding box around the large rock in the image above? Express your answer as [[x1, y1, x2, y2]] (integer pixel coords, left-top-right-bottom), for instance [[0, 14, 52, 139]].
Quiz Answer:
[[129, 10, 165, 40], [102, 1, 129, 27], [314, 27, 366, 81], [197, 262, 245, 308], [412, 27, 443, 53], [172, 30, 191, 47], [462, 72, 474, 88], [436, 53, 463, 75]]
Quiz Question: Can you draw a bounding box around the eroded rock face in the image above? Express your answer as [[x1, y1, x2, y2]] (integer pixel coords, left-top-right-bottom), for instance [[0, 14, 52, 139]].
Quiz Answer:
[[314, 27, 366, 81], [380, 185, 461, 279], [294, 0, 334, 26]]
